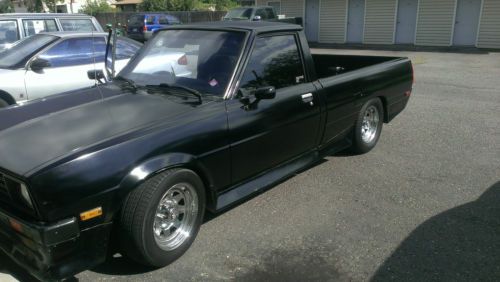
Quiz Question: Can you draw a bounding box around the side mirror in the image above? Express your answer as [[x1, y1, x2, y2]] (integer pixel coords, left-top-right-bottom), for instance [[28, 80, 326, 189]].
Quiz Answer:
[[253, 15, 262, 21], [30, 58, 50, 71], [87, 69, 105, 80], [88, 69, 106, 84], [254, 86, 276, 100]]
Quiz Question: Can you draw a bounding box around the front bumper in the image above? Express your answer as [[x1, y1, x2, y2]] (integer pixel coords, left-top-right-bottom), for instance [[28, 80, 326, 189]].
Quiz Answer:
[[0, 208, 112, 280]]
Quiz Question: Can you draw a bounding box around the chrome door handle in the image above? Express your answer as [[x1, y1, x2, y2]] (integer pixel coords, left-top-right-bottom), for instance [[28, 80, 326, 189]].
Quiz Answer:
[[301, 93, 314, 106]]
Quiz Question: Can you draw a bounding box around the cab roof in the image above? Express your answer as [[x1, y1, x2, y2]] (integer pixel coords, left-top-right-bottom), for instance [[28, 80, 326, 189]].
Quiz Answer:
[[163, 21, 303, 33]]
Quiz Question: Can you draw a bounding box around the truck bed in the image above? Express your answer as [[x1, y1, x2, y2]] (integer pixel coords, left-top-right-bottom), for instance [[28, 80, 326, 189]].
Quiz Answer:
[[312, 54, 402, 78]]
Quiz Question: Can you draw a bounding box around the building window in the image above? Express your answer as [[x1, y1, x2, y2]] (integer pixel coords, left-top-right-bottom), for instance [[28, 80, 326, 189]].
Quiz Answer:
[[268, 1, 281, 14]]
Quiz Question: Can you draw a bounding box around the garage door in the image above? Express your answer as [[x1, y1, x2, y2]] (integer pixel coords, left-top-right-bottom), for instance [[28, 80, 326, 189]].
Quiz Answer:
[[453, 0, 482, 46], [305, 0, 320, 42], [395, 0, 418, 44], [346, 0, 365, 43]]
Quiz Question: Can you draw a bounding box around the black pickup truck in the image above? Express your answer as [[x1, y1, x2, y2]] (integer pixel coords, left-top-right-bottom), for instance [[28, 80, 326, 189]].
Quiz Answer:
[[0, 22, 412, 280]]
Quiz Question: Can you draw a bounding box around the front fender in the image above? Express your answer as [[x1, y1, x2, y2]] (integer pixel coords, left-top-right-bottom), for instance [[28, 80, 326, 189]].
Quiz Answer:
[[118, 153, 217, 209]]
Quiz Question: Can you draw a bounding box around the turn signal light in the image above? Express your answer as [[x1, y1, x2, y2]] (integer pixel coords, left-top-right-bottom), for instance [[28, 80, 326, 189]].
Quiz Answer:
[[80, 207, 103, 221], [9, 219, 22, 233]]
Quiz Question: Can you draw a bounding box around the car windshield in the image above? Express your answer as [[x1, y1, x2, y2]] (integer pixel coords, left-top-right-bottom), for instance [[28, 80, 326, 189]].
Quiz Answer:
[[224, 8, 253, 20], [0, 34, 58, 68], [0, 20, 19, 46], [118, 29, 246, 96]]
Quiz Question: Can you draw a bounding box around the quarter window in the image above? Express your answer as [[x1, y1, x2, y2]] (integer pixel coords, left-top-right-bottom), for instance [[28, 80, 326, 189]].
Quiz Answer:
[[22, 19, 58, 37], [239, 35, 305, 91]]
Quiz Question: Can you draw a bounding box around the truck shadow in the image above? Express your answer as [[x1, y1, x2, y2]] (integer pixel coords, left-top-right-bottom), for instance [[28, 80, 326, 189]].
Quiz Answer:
[[372, 181, 500, 281], [0, 252, 40, 282]]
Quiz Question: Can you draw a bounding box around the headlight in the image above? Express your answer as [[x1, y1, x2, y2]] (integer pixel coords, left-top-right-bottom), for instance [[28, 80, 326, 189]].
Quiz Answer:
[[0, 171, 35, 210], [20, 183, 34, 209]]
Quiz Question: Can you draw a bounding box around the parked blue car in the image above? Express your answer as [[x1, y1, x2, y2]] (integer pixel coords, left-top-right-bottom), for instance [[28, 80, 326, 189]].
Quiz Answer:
[[127, 13, 181, 42]]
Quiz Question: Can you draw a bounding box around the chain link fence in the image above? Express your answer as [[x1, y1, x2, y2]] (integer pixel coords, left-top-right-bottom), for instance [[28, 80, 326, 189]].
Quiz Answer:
[[94, 11, 228, 28]]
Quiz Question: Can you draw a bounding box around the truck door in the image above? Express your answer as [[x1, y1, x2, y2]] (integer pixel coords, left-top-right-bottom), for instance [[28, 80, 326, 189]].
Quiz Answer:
[[227, 33, 321, 184]]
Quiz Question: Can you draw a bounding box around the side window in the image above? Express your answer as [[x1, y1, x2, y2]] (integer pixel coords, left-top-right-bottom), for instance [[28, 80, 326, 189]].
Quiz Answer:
[[145, 16, 155, 25], [158, 15, 169, 25], [255, 9, 267, 20], [22, 19, 58, 37], [39, 37, 106, 68], [239, 35, 305, 91], [266, 8, 276, 19], [0, 20, 19, 44], [268, 2, 281, 14], [59, 19, 96, 32]]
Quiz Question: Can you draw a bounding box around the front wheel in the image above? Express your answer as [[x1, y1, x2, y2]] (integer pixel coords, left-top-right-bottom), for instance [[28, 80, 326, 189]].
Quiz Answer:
[[352, 98, 384, 154], [0, 98, 10, 108], [120, 168, 206, 267]]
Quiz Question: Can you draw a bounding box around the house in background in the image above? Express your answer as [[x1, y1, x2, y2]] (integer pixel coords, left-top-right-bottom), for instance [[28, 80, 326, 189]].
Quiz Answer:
[[251, 0, 500, 49], [113, 0, 141, 11]]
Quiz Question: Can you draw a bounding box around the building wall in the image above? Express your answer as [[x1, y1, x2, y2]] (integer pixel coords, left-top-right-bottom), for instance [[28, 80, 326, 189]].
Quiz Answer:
[[266, 0, 500, 49], [415, 0, 456, 46], [477, 0, 500, 49], [257, 0, 304, 17], [319, 0, 347, 43], [363, 0, 397, 44]]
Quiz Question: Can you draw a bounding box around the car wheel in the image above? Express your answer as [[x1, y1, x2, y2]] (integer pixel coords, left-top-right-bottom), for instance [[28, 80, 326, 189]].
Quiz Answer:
[[352, 98, 384, 154], [0, 98, 10, 108], [120, 168, 206, 267]]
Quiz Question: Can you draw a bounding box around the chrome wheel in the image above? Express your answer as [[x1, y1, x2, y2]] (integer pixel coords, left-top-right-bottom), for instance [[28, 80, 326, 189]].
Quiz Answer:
[[361, 105, 380, 144], [153, 183, 198, 251]]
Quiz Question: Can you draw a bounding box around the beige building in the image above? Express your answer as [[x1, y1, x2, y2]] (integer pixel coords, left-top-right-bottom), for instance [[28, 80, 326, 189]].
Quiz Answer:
[[253, 0, 500, 49]]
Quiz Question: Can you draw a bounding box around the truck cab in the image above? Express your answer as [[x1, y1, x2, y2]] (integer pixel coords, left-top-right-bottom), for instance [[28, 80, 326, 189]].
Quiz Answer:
[[223, 6, 278, 21]]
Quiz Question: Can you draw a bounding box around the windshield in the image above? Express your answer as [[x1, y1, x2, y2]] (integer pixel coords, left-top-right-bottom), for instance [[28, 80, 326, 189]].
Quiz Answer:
[[224, 8, 253, 20], [118, 29, 246, 96], [0, 34, 58, 68], [0, 20, 19, 47]]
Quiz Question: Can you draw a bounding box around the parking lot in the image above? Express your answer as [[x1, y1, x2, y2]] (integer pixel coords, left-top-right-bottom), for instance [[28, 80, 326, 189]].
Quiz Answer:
[[1, 48, 499, 282]]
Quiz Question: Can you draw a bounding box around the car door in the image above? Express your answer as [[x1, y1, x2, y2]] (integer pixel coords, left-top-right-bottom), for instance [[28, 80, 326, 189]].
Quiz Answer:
[[24, 36, 106, 100], [227, 33, 321, 184]]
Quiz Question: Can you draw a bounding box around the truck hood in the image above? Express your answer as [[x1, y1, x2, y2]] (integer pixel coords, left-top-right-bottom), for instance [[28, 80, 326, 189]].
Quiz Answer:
[[0, 90, 200, 176]]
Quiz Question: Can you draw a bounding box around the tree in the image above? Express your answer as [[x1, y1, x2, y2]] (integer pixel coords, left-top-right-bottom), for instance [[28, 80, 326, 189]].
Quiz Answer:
[[22, 0, 44, 13], [139, 0, 199, 11], [0, 0, 14, 13], [79, 0, 113, 14]]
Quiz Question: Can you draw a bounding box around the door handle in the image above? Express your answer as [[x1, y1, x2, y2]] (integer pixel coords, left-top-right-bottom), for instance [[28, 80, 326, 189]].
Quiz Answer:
[[301, 93, 314, 106]]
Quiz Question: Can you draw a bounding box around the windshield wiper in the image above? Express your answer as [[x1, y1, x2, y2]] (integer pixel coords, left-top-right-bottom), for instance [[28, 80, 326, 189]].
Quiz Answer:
[[115, 76, 138, 92], [145, 83, 202, 104]]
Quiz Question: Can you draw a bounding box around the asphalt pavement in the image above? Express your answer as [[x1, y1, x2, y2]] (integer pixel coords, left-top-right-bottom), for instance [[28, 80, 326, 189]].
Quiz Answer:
[[1, 48, 499, 282]]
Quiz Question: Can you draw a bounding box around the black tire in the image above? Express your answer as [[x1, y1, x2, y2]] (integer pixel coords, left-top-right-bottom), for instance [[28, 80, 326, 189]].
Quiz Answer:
[[120, 168, 206, 267], [352, 98, 384, 154], [0, 98, 10, 108]]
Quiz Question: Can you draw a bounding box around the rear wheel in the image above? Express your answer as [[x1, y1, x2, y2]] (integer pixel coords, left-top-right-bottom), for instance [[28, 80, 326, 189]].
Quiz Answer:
[[120, 168, 206, 267], [352, 98, 384, 154]]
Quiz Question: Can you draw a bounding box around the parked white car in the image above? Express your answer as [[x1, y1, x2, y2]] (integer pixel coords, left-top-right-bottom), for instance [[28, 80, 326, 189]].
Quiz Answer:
[[0, 32, 142, 107], [0, 13, 104, 51]]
